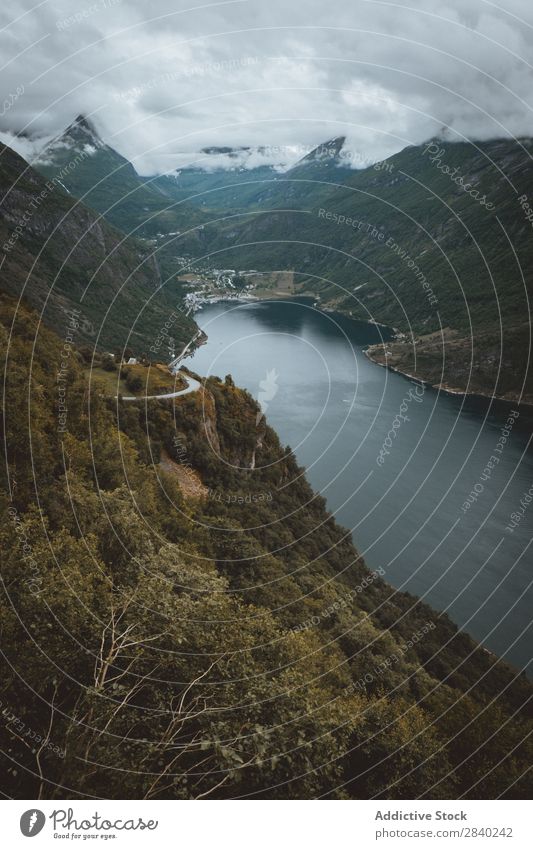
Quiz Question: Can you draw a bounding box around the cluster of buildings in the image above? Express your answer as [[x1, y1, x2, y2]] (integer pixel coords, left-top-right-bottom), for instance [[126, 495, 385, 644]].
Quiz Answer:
[[181, 268, 256, 312]]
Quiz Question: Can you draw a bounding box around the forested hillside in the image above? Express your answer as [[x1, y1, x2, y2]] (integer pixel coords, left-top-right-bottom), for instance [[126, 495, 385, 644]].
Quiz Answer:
[[32, 115, 205, 237], [32, 123, 533, 402], [0, 142, 197, 355], [1, 292, 531, 799], [173, 137, 533, 402], [178, 137, 533, 335]]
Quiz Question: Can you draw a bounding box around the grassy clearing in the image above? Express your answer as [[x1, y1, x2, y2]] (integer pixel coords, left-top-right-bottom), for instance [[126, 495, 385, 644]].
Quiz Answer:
[[85, 366, 129, 395], [85, 363, 186, 397]]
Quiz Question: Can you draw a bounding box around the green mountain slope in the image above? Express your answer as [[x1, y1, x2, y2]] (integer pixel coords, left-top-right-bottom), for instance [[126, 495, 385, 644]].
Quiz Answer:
[[181, 137, 533, 326], [151, 146, 280, 212], [1, 292, 532, 799], [151, 136, 356, 213], [32, 115, 204, 237], [176, 137, 533, 402], [0, 141, 198, 355], [30, 120, 533, 401]]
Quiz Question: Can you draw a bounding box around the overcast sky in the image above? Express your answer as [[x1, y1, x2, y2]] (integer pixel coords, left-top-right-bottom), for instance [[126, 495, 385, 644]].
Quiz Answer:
[[1, 0, 533, 173]]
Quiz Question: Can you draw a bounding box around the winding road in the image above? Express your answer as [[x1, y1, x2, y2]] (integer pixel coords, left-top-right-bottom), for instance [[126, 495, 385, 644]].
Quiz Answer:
[[119, 371, 201, 402]]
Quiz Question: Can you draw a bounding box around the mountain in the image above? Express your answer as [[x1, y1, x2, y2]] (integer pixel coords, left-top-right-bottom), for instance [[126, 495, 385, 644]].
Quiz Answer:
[[151, 160, 278, 212], [1, 290, 532, 798], [29, 119, 533, 401], [232, 135, 360, 210], [299, 135, 347, 163], [31, 122, 353, 228], [0, 141, 197, 354], [154, 136, 355, 212], [2, 123, 532, 799], [142, 140, 354, 214], [175, 137, 533, 403], [149, 144, 289, 212], [143, 136, 364, 282], [32, 115, 203, 236]]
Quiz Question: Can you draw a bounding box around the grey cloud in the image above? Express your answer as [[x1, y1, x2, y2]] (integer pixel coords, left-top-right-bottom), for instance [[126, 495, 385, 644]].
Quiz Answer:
[[0, 0, 532, 173]]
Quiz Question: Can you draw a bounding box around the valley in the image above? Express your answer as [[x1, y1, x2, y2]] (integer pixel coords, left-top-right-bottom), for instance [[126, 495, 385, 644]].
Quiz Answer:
[[2, 0, 533, 812], [30, 117, 532, 403], [1, 111, 531, 802]]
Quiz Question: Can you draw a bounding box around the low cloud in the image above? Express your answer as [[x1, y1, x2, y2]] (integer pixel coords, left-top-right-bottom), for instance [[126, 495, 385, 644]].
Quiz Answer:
[[1, 0, 532, 173]]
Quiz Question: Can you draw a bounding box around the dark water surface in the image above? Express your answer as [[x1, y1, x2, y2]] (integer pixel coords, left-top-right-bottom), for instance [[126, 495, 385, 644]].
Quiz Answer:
[[188, 299, 533, 672]]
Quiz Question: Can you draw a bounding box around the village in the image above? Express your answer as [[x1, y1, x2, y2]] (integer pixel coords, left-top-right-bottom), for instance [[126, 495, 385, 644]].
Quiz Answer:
[[176, 266, 258, 313]]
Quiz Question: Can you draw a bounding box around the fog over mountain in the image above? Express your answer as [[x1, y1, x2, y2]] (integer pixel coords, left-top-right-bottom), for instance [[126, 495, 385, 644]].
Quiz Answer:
[[1, 0, 533, 174]]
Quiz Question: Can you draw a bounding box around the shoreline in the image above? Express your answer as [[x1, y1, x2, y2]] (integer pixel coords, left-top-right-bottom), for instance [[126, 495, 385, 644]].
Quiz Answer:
[[363, 347, 533, 411], [170, 295, 532, 675], [186, 290, 390, 337], [183, 292, 533, 411]]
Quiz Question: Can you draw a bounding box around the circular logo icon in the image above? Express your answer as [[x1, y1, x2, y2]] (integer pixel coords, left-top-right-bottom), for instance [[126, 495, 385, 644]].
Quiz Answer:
[[20, 810, 46, 837]]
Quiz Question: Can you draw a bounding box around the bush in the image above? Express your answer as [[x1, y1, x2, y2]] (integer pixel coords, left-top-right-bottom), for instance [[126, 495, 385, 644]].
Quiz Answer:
[[125, 373, 144, 394], [101, 353, 117, 372]]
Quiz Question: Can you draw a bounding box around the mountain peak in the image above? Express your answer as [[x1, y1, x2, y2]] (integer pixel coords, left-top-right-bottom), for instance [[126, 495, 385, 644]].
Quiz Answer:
[[64, 113, 103, 144], [74, 113, 92, 128], [32, 113, 111, 171], [300, 136, 347, 164]]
